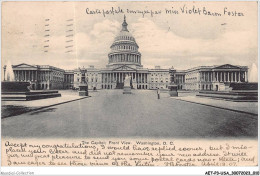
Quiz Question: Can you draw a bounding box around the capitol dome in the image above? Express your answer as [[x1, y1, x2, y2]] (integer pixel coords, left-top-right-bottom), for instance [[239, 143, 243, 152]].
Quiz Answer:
[[108, 16, 142, 67]]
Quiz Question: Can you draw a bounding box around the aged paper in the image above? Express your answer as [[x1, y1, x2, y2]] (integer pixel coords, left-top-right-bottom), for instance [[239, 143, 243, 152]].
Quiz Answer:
[[1, 139, 258, 167], [1, 1, 258, 175]]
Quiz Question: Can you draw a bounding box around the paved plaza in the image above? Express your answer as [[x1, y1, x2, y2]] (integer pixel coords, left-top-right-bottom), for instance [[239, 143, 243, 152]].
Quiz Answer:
[[1, 90, 258, 138], [1, 90, 89, 118]]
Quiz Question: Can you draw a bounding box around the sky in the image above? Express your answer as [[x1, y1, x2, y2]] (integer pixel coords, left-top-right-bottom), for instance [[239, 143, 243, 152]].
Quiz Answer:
[[1, 1, 258, 81]]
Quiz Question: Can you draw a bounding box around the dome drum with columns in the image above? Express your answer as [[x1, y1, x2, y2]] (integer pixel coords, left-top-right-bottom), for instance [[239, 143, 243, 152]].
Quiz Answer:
[[107, 15, 142, 68]]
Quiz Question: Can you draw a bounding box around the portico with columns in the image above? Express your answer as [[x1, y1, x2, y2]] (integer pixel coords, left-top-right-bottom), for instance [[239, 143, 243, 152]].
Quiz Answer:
[[12, 63, 65, 90], [100, 66, 149, 90], [199, 64, 248, 91]]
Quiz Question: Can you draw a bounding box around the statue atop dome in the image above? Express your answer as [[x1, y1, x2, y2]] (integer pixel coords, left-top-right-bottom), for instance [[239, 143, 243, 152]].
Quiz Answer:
[[121, 15, 129, 32]]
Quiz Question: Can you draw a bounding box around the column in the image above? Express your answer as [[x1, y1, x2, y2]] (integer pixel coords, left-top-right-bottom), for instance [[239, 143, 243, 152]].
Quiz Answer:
[[15, 70, 17, 81], [13, 70, 15, 81], [238, 72, 241, 82], [234, 72, 237, 82], [17, 71, 19, 81], [24, 71, 26, 81], [17, 70, 22, 81], [28, 70, 31, 81], [141, 73, 143, 83], [245, 71, 248, 82], [231, 72, 233, 82], [26, 70, 30, 81]]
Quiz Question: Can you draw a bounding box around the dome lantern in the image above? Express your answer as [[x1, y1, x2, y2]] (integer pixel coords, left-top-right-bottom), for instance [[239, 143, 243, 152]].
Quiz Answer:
[[121, 15, 129, 32]]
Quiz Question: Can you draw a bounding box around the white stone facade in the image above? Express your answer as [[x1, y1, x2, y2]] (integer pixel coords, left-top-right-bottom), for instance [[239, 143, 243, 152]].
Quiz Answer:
[[8, 17, 249, 91]]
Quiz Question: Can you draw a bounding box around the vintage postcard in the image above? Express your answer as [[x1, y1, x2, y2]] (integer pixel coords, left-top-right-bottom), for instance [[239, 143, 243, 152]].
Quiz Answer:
[[1, 1, 258, 175]]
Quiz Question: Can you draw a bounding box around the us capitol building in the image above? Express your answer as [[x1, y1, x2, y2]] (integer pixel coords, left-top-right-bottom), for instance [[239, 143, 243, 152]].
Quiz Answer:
[[9, 16, 249, 91]]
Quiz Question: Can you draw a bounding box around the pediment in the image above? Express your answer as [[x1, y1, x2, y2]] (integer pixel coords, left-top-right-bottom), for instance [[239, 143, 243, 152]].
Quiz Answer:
[[214, 64, 240, 69], [13, 63, 37, 68], [113, 65, 136, 71]]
